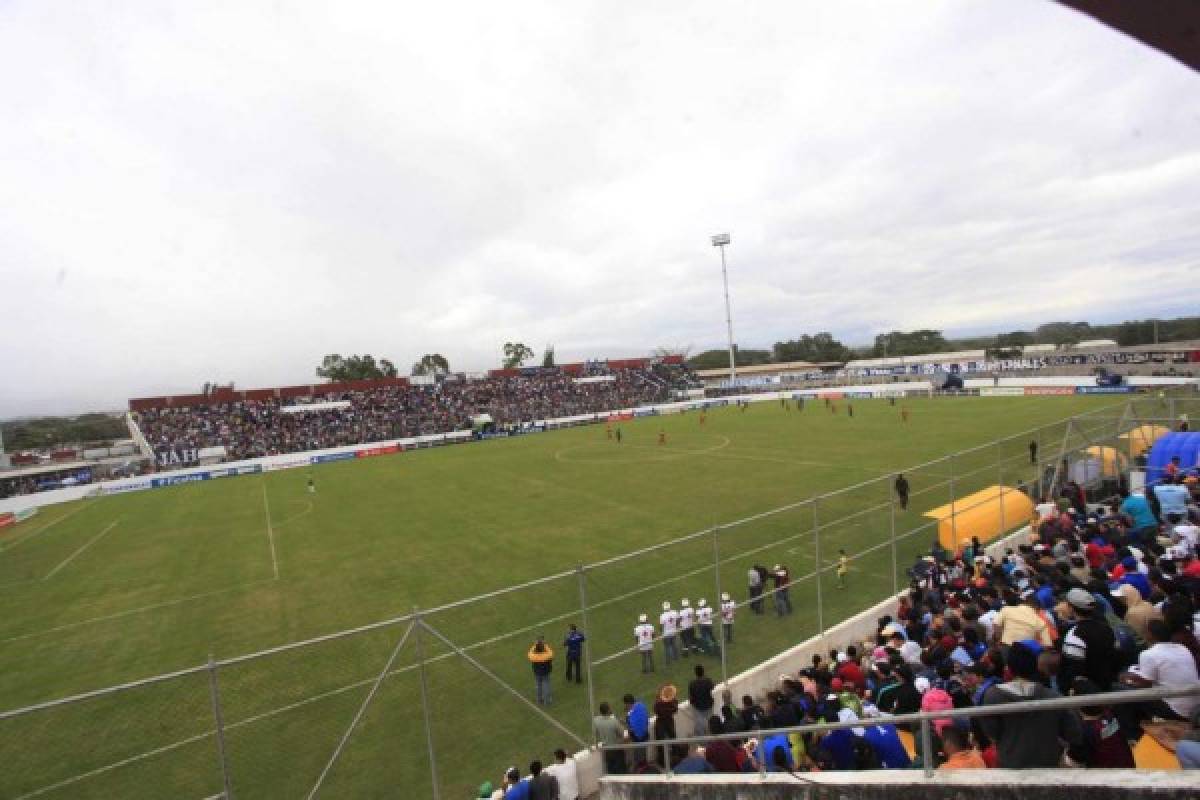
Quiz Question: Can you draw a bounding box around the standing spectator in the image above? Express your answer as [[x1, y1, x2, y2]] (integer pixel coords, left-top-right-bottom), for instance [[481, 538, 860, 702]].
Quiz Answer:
[[634, 614, 655, 674], [1059, 588, 1118, 691], [748, 566, 764, 614], [528, 636, 554, 706], [720, 592, 736, 643], [659, 602, 680, 664], [772, 564, 792, 616], [544, 750, 578, 800], [894, 474, 910, 511], [688, 665, 716, 736], [979, 643, 1082, 768], [654, 684, 683, 766], [563, 624, 585, 685], [527, 760, 558, 800], [593, 702, 626, 775], [623, 694, 650, 765]]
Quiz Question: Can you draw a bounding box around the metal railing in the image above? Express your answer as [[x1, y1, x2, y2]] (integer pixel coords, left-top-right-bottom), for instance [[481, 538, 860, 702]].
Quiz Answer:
[[0, 393, 1196, 799], [595, 685, 1200, 779]]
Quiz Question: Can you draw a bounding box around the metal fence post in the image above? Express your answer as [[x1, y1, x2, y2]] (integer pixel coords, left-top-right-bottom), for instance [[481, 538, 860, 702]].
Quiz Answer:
[[576, 564, 597, 738], [206, 655, 234, 800], [712, 527, 729, 688], [888, 476, 898, 598], [413, 609, 441, 800], [948, 453, 959, 554], [920, 717, 934, 778], [812, 498, 824, 640]]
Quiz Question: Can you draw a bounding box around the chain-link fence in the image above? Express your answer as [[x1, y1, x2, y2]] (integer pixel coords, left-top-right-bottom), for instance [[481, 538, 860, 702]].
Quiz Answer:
[[0, 392, 1194, 799]]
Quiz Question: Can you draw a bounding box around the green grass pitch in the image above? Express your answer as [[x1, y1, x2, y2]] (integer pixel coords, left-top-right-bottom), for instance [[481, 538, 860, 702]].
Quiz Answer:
[[0, 395, 1121, 798]]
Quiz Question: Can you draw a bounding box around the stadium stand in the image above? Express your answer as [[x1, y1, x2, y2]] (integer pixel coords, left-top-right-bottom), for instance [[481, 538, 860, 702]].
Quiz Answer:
[[128, 358, 698, 464], [486, 470, 1200, 793]]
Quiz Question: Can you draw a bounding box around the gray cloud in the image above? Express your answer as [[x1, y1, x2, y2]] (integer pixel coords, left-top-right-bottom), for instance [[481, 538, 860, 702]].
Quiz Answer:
[[2, 0, 1198, 417]]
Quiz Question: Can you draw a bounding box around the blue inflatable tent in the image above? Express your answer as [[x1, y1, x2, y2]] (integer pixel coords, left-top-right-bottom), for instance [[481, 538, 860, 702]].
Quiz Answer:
[[1146, 432, 1200, 486]]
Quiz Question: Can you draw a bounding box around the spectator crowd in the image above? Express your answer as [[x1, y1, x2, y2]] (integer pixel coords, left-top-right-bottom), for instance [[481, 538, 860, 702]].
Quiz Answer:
[[487, 471, 1200, 795], [133, 366, 692, 463]]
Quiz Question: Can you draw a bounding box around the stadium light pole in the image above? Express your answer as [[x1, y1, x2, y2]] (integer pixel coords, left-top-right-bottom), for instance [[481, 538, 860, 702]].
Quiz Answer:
[[710, 233, 737, 383]]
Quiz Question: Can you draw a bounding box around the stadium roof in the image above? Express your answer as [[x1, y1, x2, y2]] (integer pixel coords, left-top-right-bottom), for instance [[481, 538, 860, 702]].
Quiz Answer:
[[1059, 1, 1200, 73]]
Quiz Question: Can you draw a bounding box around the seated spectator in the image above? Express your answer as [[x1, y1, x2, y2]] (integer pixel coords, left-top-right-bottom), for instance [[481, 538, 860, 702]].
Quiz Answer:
[[979, 643, 1082, 768], [1119, 619, 1200, 722], [939, 726, 985, 769]]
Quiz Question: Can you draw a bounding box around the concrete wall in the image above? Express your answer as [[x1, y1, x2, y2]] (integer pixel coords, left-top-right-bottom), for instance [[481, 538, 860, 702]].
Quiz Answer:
[[597, 771, 1196, 800]]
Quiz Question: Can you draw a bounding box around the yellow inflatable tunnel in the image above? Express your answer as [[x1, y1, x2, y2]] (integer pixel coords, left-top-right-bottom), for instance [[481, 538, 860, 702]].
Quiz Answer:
[[924, 485, 1034, 553], [1083, 446, 1127, 479], [1118, 424, 1170, 458]]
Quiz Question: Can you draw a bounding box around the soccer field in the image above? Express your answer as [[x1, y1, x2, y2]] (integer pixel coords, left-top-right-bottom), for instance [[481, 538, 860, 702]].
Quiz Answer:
[[0, 395, 1123, 798]]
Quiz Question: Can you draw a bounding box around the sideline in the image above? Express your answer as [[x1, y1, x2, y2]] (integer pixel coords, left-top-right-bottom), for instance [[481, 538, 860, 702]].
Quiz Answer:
[[43, 521, 119, 580], [0, 502, 90, 553], [262, 483, 280, 580]]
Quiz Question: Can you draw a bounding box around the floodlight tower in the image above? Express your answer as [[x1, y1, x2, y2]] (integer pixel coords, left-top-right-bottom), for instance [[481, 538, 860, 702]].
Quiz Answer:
[[711, 233, 737, 383]]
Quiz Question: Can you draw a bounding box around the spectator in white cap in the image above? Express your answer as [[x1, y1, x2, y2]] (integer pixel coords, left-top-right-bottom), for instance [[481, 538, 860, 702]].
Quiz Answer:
[[720, 592, 736, 643], [634, 614, 655, 674], [659, 601, 679, 664], [772, 564, 792, 616]]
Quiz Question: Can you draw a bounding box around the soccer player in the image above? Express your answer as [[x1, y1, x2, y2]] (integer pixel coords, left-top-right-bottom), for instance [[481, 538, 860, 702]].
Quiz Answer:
[[658, 430, 666, 446], [1029, 439, 1037, 465], [606, 424, 613, 440], [679, 598, 697, 654], [699, 410, 707, 426], [660, 601, 680, 664], [894, 473, 910, 511], [634, 614, 655, 674], [307, 476, 315, 494], [615, 428, 622, 444], [847, 403, 854, 418], [901, 406, 909, 423], [720, 592, 736, 643], [837, 549, 850, 589]]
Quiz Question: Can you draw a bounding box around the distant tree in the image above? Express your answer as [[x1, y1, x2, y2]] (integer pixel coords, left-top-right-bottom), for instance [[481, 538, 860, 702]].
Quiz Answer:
[[411, 353, 450, 376], [772, 332, 853, 364], [871, 329, 950, 358], [687, 346, 770, 370], [653, 345, 692, 359], [541, 345, 556, 368], [502, 342, 535, 369], [2, 414, 127, 450], [315, 354, 399, 382], [994, 331, 1034, 349], [1033, 321, 1091, 348]]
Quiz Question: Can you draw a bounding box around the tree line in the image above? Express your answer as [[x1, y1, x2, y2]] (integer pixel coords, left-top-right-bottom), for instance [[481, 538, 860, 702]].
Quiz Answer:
[[2, 414, 128, 451], [684, 315, 1200, 370], [312, 342, 558, 382]]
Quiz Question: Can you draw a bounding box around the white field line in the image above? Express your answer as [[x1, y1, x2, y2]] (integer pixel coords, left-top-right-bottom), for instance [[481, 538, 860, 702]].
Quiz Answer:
[[0, 579, 276, 644], [43, 521, 119, 581], [0, 502, 89, 553], [262, 483, 280, 580]]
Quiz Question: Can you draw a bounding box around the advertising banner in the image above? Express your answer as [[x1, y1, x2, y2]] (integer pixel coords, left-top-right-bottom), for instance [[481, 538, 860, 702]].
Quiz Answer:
[[0, 513, 14, 529], [1076, 386, 1134, 394], [817, 391, 845, 400], [980, 387, 1025, 397], [607, 412, 634, 422], [103, 480, 153, 495], [1024, 387, 1076, 396], [311, 452, 357, 464], [356, 444, 400, 458], [151, 473, 210, 488], [266, 457, 311, 472]]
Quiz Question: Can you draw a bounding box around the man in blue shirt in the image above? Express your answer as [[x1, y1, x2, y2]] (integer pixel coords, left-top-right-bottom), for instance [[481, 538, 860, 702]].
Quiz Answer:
[[862, 722, 912, 768], [623, 693, 649, 764], [761, 734, 793, 772], [503, 767, 530, 800], [1154, 482, 1191, 519], [564, 624, 585, 685]]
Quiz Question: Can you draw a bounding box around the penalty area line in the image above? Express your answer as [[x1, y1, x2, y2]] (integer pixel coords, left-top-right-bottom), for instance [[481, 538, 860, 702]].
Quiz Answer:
[[43, 521, 119, 581]]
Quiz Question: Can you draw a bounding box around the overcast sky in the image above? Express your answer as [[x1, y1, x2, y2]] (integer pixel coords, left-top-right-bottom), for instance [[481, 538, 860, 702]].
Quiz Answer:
[[2, 1, 1198, 418]]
